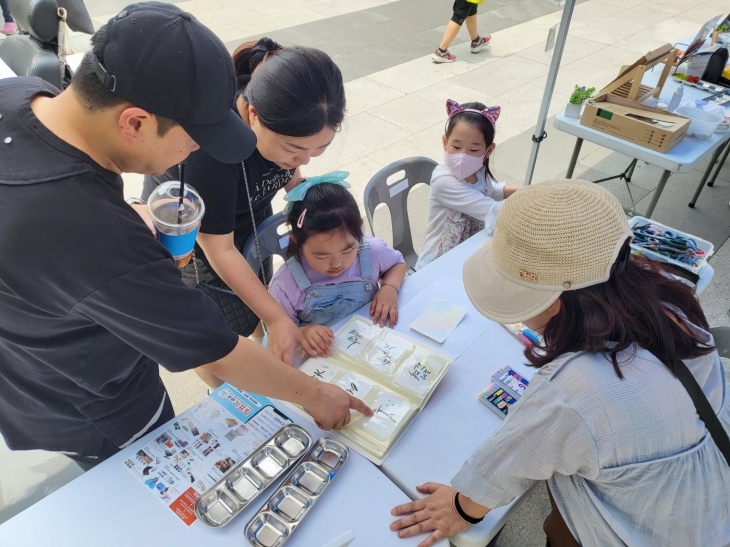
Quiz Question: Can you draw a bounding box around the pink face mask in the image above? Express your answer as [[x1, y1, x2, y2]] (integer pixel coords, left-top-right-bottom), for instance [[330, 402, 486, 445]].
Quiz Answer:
[[444, 151, 486, 180]]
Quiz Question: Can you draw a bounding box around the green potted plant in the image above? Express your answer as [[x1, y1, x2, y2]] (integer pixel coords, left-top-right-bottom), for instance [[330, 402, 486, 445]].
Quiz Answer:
[[717, 23, 730, 46], [566, 85, 596, 119]]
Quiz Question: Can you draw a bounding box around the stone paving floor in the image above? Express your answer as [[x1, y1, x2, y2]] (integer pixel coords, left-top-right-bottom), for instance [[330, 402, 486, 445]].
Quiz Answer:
[[3, 0, 730, 543]]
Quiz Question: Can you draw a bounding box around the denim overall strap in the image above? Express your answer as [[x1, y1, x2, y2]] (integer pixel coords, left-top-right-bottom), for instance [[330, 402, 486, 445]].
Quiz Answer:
[[358, 240, 372, 278], [296, 242, 376, 328], [285, 256, 312, 292]]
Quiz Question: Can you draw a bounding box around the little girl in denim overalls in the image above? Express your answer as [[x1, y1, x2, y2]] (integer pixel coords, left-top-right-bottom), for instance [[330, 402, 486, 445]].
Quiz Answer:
[[269, 172, 407, 356]]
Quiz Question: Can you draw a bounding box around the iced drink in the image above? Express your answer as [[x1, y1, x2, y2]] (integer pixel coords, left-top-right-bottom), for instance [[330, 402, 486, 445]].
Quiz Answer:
[[147, 181, 205, 268]]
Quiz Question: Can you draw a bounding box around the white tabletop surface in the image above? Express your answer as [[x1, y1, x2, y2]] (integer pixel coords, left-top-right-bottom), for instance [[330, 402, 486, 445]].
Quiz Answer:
[[0, 401, 444, 547], [554, 67, 730, 173], [0, 58, 15, 79], [376, 231, 535, 547]]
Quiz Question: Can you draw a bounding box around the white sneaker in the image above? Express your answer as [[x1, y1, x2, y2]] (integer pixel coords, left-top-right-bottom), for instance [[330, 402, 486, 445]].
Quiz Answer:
[[470, 35, 492, 53], [432, 48, 456, 63]]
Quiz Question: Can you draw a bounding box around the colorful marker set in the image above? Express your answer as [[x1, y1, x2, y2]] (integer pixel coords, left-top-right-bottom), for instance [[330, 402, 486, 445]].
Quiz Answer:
[[478, 365, 530, 419], [479, 386, 516, 418], [502, 323, 541, 347]]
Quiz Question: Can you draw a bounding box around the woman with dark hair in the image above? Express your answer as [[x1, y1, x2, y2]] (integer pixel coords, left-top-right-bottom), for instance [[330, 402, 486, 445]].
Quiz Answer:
[[138, 38, 346, 385], [390, 179, 730, 546]]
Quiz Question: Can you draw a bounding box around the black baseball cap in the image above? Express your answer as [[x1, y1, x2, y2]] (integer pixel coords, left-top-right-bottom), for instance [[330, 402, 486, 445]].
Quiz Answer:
[[92, 2, 255, 164]]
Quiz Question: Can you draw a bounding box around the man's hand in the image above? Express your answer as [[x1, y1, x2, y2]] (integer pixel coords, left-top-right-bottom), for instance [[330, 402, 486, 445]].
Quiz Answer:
[[299, 325, 334, 357], [302, 382, 373, 430]]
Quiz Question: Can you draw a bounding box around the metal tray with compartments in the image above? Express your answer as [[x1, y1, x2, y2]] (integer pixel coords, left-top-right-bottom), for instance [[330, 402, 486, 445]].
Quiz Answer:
[[244, 436, 349, 547], [194, 424, 312, 528]]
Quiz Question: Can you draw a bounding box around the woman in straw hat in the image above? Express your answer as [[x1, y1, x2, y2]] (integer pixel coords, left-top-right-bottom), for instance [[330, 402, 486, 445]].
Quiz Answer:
[[391, 179, 730, 546]]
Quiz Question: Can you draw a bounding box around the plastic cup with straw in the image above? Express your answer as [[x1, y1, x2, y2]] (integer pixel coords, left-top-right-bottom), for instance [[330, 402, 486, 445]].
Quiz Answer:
[[147, 165, 205, 268]]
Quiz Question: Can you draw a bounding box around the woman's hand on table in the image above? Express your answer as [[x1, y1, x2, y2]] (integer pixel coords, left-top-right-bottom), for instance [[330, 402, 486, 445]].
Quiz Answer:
[[299, 325, 334, 357], [267, 317, 317, 365], [391, 484, 488, 547]]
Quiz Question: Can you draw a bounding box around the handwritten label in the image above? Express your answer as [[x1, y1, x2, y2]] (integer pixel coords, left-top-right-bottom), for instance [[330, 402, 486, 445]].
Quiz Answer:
[[388, 178, 409, 198], [361, 333, 412, 373], [333, 319, 381, 357], [336, 373, 373, 400], [395, 355, 443, 395], [363, 393, 412, 438], [299, 359, 341, 383]]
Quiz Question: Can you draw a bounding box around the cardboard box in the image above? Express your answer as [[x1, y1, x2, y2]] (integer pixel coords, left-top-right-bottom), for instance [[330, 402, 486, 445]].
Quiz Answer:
[[580, 95, 690, 153], [596, 44, 676, 104]]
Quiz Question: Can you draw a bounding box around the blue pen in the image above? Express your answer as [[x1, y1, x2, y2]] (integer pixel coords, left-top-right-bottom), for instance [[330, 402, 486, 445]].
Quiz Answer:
[[521, 328, 540, 344]]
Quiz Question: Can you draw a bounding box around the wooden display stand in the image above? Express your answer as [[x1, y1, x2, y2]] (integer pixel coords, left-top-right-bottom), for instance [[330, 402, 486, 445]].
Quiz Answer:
[[596, 44, 677, 105]]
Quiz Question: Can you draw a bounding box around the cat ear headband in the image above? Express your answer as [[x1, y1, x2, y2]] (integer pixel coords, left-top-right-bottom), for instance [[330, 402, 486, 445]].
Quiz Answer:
[[446, 99, 500, 128], [284, 170, 351, 227]]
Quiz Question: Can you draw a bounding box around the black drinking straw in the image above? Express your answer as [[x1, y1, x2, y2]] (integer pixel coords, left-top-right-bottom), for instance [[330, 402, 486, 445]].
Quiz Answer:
[[177, 163, 185, 224]]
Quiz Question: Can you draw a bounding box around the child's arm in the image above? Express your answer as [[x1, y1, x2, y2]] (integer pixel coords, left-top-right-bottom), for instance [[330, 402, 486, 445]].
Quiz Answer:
[[434, 174, 522, 217], [502, 186, 520, 198], [269, 270, 333, 360], [432, 177, 503, 221], [371, 261, 407, 327]]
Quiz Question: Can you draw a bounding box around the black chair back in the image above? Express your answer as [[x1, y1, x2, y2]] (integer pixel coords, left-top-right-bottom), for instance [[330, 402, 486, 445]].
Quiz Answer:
[[0, 0, 62, 89]]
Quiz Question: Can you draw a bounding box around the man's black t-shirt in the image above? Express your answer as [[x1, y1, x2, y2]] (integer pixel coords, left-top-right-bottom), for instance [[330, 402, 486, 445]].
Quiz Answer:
[[0, 78, 239, 458], [143, 135, 294, 269]]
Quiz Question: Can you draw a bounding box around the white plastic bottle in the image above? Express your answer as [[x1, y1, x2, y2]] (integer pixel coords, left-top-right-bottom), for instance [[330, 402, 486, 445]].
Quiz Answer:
[[668, 82, 684, 112]]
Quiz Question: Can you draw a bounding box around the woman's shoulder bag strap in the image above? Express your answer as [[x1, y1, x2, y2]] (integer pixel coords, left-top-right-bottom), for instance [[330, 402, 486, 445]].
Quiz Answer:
[[672, 355, 730, 466]]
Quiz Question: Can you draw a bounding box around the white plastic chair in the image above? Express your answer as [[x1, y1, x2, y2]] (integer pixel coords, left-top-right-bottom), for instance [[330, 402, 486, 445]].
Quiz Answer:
[[363, 157, 437, 271]]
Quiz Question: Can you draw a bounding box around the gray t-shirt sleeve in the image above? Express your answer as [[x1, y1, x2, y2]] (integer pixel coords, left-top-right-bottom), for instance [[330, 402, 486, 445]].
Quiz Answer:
[[451, 376, 600, 509], [70, 259, 239, 373]]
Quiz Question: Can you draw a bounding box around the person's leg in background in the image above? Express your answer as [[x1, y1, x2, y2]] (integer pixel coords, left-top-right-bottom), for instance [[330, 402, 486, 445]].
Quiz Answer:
[[433, 1, 490, 63], [433, 0, 472, 63], [464, 10, 491, 53], [0, 0, 17, 35], [543, 483, 580, 547]]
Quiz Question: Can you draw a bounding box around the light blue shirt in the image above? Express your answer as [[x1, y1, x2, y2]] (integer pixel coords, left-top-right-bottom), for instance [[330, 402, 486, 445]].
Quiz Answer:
[[452, 323, 730, 546]]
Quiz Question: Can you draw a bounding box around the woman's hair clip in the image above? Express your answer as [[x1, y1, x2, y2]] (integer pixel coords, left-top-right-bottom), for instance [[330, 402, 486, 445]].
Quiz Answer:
[[284, 171, 351, 214], [446, 99, 500, 127]]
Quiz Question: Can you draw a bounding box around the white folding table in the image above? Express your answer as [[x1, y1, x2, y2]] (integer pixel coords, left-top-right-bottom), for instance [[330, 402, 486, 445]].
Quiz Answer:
[[0, 402, 444, 547], [554, 68, 730, 217], [0, 58, 16, 79], [371, 231, 535, 547]]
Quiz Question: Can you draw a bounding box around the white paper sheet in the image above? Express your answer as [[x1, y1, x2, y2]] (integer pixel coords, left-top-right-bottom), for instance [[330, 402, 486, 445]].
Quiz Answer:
[[397, 274, 494, 357], [410, 301, 466, 343]]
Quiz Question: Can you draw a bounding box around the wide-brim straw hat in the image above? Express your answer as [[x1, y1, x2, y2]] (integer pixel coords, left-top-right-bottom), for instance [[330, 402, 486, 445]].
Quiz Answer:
[[463, 179, 631, 324]]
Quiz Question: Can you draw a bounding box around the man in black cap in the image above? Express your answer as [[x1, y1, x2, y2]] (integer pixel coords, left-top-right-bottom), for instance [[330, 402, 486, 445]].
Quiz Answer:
[[0, 2, 370, 469]]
